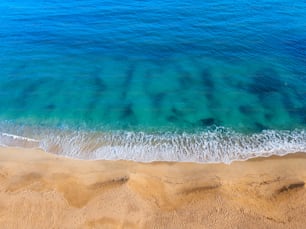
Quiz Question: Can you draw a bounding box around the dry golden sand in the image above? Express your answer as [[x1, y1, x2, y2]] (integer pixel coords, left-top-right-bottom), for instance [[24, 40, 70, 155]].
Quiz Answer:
[[0, 147, 306, 229]]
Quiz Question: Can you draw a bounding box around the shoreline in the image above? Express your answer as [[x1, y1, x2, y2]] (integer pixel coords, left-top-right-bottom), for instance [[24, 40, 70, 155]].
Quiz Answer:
[[1, 127, 305, 163], [0, 146, 306, 228]]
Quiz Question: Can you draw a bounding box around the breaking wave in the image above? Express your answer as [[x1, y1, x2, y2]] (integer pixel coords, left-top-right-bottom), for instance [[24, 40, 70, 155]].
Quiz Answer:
[[0, 123, 305, 163]]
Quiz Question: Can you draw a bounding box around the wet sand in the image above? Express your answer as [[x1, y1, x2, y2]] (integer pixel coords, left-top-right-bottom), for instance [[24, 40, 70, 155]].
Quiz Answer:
[[0, 146, 305, 229]]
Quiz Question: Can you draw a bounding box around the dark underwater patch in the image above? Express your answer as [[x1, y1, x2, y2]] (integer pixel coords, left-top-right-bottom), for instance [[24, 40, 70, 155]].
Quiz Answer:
[[121, 65, 135, 99], [87, 70, 107, 111], [120, 103, 138, 126], [249, 68, 282, 96], [93, 75, 107, 93], [264, 113, 274, 121], [200, 69, 215, 101], [22, 78, 45, 96], [15, 78, 46, 108], [179, 72, 193, 89], [152, 92, 165, 109], [254, 122, 268, 132], [201, 69, 214, 89], [45, 104, 56, 110], [239, 105, 254, 115], [166, 107, 185, 123], [171, 107, 183, 116], [291, 107, 306, 125], [121, 103, 134, 119], [167, 115, 178, 122], [199, 118, 218, 126]]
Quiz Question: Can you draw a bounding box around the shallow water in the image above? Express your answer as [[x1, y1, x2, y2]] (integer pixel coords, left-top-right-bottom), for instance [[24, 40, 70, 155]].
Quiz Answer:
[[0, 0, 305, 162]]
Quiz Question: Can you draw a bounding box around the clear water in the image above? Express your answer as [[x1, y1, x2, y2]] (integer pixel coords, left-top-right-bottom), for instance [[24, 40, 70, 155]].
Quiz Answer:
[[0, 0, 305, 162]]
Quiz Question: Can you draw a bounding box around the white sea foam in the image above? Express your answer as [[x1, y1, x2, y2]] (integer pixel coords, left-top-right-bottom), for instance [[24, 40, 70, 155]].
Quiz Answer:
[[0, 126, 305, 163], [0, 133, 40, 148], [1, 133, 38, 142]]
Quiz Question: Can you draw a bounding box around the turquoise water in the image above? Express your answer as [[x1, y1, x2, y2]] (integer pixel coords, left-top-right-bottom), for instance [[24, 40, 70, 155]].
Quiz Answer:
[[0, 0, 305, 162]]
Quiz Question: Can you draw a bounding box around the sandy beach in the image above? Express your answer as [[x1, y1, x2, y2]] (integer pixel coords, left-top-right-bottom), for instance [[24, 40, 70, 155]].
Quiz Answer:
[[0, 147, 305, 229]]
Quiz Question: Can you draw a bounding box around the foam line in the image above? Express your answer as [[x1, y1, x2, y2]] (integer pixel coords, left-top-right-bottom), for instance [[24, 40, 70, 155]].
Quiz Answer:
[[0, 125, 305, 163], [1, 133, 39, 142], [0, 132, 40, 148], [38, 128, 306, 163]]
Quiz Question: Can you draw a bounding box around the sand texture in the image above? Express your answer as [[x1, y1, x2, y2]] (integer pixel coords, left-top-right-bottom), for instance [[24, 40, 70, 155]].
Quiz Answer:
[[0, 147, 305, 229]]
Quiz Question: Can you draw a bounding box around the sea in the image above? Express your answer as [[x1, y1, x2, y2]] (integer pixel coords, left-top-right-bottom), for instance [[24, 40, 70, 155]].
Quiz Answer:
[[0, 0, 305, 163]]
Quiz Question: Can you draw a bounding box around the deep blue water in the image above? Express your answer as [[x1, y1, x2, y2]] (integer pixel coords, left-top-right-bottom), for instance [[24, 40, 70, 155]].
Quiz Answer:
[[0, 0, 305, 162]]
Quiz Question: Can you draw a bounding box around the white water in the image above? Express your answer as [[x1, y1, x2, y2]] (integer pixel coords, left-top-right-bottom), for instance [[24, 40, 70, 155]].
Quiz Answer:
[[0, 133, 40, 148], [0, 125, 305, 163]]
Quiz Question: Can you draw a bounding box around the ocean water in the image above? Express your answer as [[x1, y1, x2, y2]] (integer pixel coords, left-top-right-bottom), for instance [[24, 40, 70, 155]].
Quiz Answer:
[[0, 0, 305, 162]]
